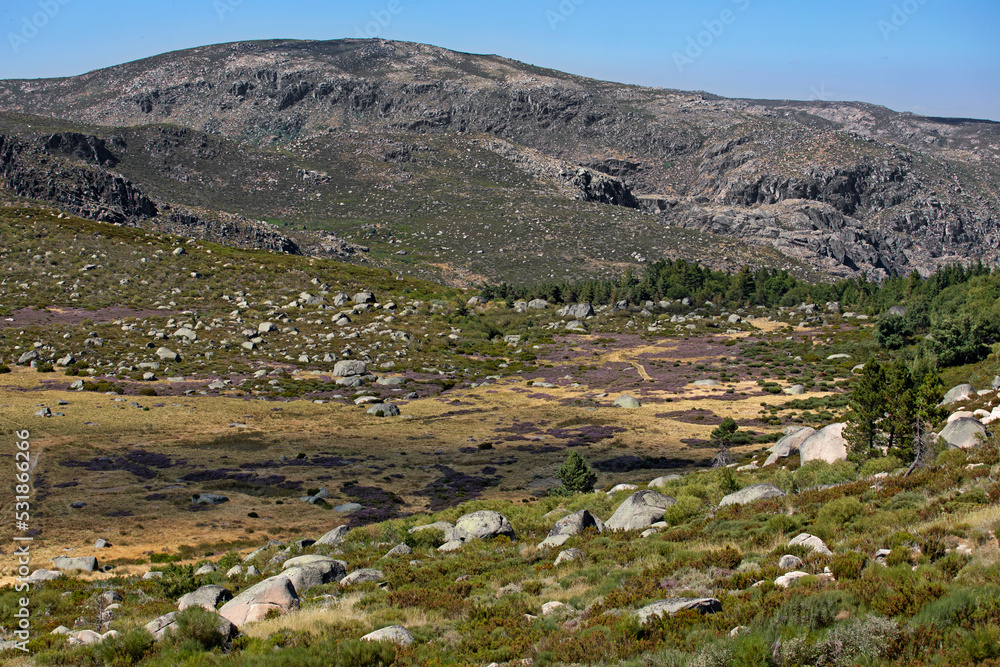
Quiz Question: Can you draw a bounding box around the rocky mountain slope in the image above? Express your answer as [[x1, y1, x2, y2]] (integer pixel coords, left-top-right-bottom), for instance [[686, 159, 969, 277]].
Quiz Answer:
[[1, 38, 999, 281]]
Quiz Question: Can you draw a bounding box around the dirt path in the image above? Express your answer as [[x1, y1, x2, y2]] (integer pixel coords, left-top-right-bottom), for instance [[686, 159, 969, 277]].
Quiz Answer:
[[601, 349, 655, 382]]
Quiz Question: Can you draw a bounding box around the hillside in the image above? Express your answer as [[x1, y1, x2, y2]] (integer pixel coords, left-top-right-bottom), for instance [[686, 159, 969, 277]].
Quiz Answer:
[[2, 206, 1000, 665], [1, 39, 999, 281]]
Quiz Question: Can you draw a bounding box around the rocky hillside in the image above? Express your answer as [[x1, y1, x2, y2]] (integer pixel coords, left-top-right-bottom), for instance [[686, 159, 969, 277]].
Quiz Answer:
[[1, 38, 999, 280]]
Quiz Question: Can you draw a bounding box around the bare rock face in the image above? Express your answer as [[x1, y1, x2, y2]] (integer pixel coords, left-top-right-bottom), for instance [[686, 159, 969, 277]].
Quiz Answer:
[[217, 575, 299, 628], [605, 490, 677, 532], [940, 384, 977, 406]]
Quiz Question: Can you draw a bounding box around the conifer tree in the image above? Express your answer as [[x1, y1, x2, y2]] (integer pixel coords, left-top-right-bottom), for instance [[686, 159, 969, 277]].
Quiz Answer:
[[845, 359, 889, 460], [557, 451, 597, 493]]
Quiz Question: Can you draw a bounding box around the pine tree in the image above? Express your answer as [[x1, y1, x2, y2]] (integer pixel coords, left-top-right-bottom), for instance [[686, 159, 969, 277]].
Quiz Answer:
[[845, 359, 889, 460], [557, 451, 597, 493]]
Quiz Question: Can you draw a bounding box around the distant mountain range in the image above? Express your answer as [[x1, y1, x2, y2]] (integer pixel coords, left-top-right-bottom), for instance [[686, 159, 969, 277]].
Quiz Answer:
[[1, 38, 998, 285]]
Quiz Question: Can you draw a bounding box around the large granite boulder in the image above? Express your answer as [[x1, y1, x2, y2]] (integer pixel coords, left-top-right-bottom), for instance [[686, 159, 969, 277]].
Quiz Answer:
[[454, 510, 516, 541], [217, 576, 299, 628], [764, 427, 816, 466], [799, 423, 848, 465], [50, 556, 98, 574], [940, 384, 977, 406], [334, 360, 367, 377], [614, 395, 641, 409], [719, 483, 786, 508], [361, 625, 414, 646], [280, 555, 347, 593], [558, 303, 595, 320], [789, 533, 833, 556], [315, 525, 350, 546], [177, 585, 233, 612], [548, 509, 604, 538], [605, 490, 677, 532], [408, 521, 458, 543], [939, 418, 988, 450]]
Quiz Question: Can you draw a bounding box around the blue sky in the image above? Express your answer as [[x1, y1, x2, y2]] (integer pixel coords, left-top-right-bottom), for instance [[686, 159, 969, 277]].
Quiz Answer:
[[2, 0, 998, 120]]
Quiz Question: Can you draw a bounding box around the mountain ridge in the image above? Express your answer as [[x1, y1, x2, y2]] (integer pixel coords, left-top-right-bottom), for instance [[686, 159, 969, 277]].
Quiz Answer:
[[1, 38, 998, 283]]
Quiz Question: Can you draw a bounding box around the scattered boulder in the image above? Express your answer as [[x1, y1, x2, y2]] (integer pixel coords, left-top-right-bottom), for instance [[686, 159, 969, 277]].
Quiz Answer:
[[558, 303, 594, 319], [607, 483, 639, 495], [316, 525, 350, 546], [353, 292, 375, 304], [554, 548, 583, 566], [282, 558, 348, 593], [548, 509, 604, 538], [383, 544, 413, 558], [693, 379, 720, 387], [605, 490, 677, 532], [454, 510, 516, 541], [218, 575, 299, 628], [635, 598, 722, 624], [614, 395, 641, 409], [340, 569, 384, 587], [26, 569, 63, 584], [718, 483, 786, 508], [939, 418, 988, 450], [361, 625, 414, 647], [541, 601, 574, 616], [334, 360, 367, 377], [789, 533, 833, 556], [156, 347, 179, 362], [193, 493, 229, 506], [367, 403, 401, 417], [50, 556, 98, 574], [178, 585, 233, 612], [194, 563, 217, 576], [648, 475, 682, 489], [785, 385, 806, 395], [764, 427, 815, 466], [409, 521, 458, 543], [778, 555, 804, 571], [798, 423, 848, 465], [940, 384, 977, 406], [527, 299, 549, 310], [775, 571, 812, 589]]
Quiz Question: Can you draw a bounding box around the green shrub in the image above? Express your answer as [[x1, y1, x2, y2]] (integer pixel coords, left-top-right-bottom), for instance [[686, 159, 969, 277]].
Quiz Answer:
[[794, 460, 857, 488], [0, 364, 10, 374], [94, 628, 155, 666], [168, 606, 228, 650], [768, 590, 857, 631], [830, 552, 867, 581], [336, 638, 395, 667], [859, 456, 904, 477], [156, 564, 199, 599], [960, 625, 1000, 662], [37, 362, 54, 372], [139, 388, 158, 397], [404, 528, 446, 549], [816, 496, 865, 526]]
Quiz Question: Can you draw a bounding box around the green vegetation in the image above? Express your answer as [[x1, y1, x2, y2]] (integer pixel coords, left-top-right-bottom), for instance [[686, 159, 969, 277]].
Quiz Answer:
[[555, 451, 598, 493]]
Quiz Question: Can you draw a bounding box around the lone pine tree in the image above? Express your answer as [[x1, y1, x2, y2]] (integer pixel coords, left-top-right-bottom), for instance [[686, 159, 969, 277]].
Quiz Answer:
[[557, 451, 597, 493]]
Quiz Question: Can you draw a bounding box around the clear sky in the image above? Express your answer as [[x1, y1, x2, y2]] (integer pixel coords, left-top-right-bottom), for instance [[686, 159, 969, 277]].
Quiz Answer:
[[2, 0, 997, 121]]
